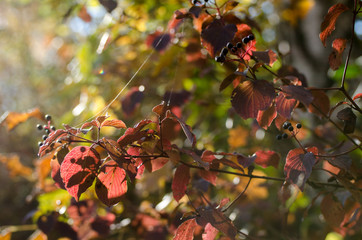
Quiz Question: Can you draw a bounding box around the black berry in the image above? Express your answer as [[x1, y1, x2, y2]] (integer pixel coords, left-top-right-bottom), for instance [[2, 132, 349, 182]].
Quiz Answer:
[[282, 123, 289, 129], [236, 42, 242, 48], [42, 135, 48, 140], [215, 56, 225, 63], [50, 126, 56, 131], [192, 0, 198, 4], [45, 129, 50, 134], [226, 42, 233, 49], [248, 34, 255, 41], [282, 133, 288, 139], [276, 135, 282, 140], [45, 115, 52, 121], [37, 124, 43, 130], [221, 47, 228, 56], [38, 141, 43, 147], [296, 123, 302, 129], [288, 126, 294, 131], [242, 37, 250, 44]]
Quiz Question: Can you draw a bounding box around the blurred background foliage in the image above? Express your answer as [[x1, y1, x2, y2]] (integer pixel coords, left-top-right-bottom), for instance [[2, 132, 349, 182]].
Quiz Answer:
[[0, 0, 361, 239]]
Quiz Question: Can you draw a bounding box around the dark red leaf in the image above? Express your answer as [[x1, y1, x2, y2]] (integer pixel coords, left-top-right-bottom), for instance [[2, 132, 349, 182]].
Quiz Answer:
[[237, 154, 256, 168], [231, 80, 275, 119], [117, 119, 153, 147], [95, 160, 127, 206], [329, 38, 348, 70], [90, 213, 116, 236], [284, 147, 318, 191], [321, 194, 345, 227], [308, 89, 330, 117], [219, 72, 246, 92], [173, 219, 197, 240], [38, 129, 68, 157], [149, 157, 169, 172], [172, 164, 190, 202], [60, 146, 101, 200], [202, 223, 219, 240], [201, 150, 216, 163], [255, 150, 280, 168], [257, 105, 277, 130], [201, 19, 237, 57], [336, 107, 356, 134], [51, 159, 65, 189], [170, 112, 196, 147], [189, 6, 202, 18], [163, 89, 191, 107], [199, 168, 218, 186], [327, 154, 352, 171], [252, 50, 278, 67], [99, 0, 118, 12], [320, 4, 349, 47], [121, 87, 144, 117], [281, 85, 314, 107], [196, 206, 237, 239], [146, 32, 172, 52]]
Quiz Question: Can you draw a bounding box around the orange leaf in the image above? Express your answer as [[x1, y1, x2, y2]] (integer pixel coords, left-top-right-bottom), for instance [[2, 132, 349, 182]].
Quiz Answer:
[[173, 219, 197, 240], [0, 108, 44, 131], [328, 38, 348, 70], [319, 3, 348, 47], [101, 119, 126, 129]]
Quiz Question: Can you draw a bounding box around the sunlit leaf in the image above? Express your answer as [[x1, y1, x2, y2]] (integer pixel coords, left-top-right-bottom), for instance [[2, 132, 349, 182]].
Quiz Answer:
[[60, 146, 101, 200], [173, 219, 197, 240], [320, 3, 348, 47], [172, 164, 190, 202], [0, 108, 44, 131], [329, 38, 348, 70], [257, 105, 277, 130], [202, 223, 219, 240], [101, 119, 126, 129], [95, 160, 127, 207]]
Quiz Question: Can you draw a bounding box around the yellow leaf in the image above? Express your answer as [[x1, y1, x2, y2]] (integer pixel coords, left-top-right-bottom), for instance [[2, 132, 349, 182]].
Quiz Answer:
[[228, 126, 249, 149]]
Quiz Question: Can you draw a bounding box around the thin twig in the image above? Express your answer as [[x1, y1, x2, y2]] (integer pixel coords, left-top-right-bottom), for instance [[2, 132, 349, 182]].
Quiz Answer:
[[223, 177, 252, 212]]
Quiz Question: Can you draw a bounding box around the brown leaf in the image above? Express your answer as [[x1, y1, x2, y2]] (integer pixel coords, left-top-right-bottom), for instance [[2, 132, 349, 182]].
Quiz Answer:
[[252, 50, 278, 67], [78, 5, 92, 22], [328, 38, 348, 70], [0, 108, 44, 131], [336, 107, 356, 134], [257, 105, 277, 130], [219, 72, 246, 92], [231, 80, 275, 119], [0, 154, 32, 178], [308, 89, 330, 117], [321, 194, 345, 227], [320, 3, 349, 47], [281, 85, 314, 107]]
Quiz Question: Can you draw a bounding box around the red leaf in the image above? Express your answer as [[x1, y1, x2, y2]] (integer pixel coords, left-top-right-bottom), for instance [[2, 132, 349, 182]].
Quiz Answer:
[[38, 129, 68, 157], [231, 80, 275, 119], [173, 219, 197, 240], [252, 50, 278, 67], [257, 105, 277, 130], [163, 89, 191, 107], [336, 107, 356, 134], [101, 119, 126, 129], [201, 150, 216, 163], [308, 89, 330, 117], [352, 93, 362, 101], [275, 92, 297, 119], [202, 223, 219, 240], [172, 164, 190, 202], [95, 160, 127, 207], [81, 120, 99, 130], [150, 157, 169, 172], [146, 32, 172, 52], [199, 169, 218, 186], [284, 147, 318, 191], [78, 5, 92, 22], [117, 119, 153, 147], [329, 38, 348, 70], [255, 150, 280, 168], [281, 85, 314, 107], [320, 3, 349, 47], [201, 19, 237, 57], [170, 112, 196, 147], [321, 194, 345, 227], [60, 146, 101, 200]]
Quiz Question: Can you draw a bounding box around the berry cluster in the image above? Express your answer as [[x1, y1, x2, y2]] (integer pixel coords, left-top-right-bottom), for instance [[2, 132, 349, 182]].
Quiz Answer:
[[215, 34, 255, 63], [192, 0, 208, 5], [276, 122, 302, 140], [36, 114, 56, 147]]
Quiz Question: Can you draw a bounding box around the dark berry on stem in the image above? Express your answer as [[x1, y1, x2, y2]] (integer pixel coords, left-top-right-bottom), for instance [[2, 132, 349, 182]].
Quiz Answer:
[[242, 37, 250, 44], [296, 123, 302, 129], [248, 34, 255, 41], [282, 133, 288, 139], [227, 42, 233, 49], [276, 135, 282, 140], [282, 123, 289, 129], [42, 135, 48, 140], [38, 142, 43, 147], [288, 126, 294, 131], [45, 129, 50, 134], [51, 126, 56, 131], [37, 124, 43, 130], [215, 56, 225, 63], [192, 0, 198, 5], [236, 42, 242, 48], [45, 114, 51, 121], [221, 47, 228, 56]]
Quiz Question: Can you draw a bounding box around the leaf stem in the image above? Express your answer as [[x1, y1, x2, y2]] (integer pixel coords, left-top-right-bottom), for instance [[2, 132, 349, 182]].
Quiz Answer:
[[223, 177, 252, 212]]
